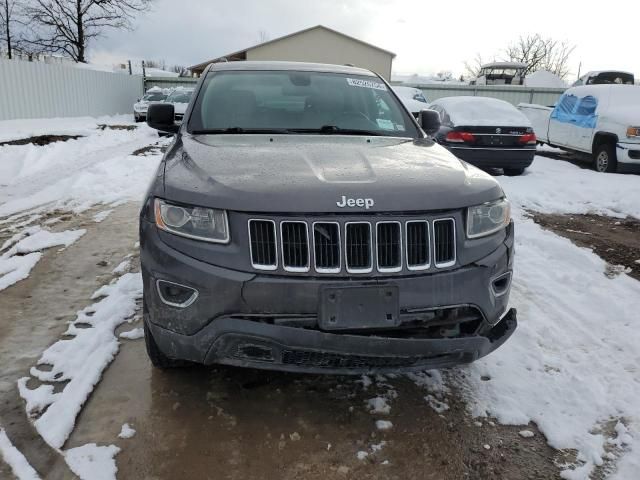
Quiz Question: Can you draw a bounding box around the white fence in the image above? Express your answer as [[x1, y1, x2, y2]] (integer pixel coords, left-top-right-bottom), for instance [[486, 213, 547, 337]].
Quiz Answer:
[[0, 58, 144, 121], [402, 84, 566, 107]]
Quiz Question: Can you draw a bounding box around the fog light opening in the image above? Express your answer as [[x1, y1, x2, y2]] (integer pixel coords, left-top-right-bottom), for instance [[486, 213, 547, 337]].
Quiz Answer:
[[156, 279, 199, 308], [237, 344, 274, 362], [491, 272, 512, 297]]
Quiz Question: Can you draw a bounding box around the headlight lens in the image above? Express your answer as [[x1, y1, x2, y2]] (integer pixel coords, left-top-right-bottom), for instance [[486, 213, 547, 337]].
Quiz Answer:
[[154, 199, 229, 243], [467, 198, 511, 239], [626, 126, 640, 138]]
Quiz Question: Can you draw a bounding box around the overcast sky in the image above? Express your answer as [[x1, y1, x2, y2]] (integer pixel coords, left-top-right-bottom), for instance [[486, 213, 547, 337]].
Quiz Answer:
[[91, 0, 636, 80]]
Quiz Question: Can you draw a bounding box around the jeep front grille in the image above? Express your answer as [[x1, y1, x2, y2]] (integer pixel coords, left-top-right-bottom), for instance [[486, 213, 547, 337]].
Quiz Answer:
[[345, 222, 373, 273], [280, 221, 309, 272], [376, 222, 401, 272], [406, 221, 430, 270], [248, 220, 277, 270], [434, 218, 456, 267], [247, 216, 457, 274], [313, 222, 340, 273]]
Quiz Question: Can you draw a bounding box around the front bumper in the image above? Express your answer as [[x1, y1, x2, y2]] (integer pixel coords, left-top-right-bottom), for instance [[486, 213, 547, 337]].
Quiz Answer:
[[141, 220, 516, 374], [446, 145, 535, 169]]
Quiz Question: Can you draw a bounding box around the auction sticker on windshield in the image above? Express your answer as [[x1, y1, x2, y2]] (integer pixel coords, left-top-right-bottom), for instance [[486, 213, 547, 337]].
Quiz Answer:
[[346, 78, 387, 90]]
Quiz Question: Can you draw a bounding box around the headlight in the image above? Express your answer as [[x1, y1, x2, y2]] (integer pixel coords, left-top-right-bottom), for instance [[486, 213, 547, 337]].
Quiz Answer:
[[626, 126, 640, 138], [467, 198, 511, 239], [154, 199, 229, 243]]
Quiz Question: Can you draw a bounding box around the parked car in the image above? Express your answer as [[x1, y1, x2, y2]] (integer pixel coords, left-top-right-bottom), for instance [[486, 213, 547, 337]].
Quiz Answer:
[[142, 61, 516, 374], [572, 70, 634, 87], [164, 87, 194, 123], [469, 62, 527, 86], [133, 89, 167, 122], [519, 85, 640, 173], [428, 96, 536, 176], [391, 86, 429, 117]]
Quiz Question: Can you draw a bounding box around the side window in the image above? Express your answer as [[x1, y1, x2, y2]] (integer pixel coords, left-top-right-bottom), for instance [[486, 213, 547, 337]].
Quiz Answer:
[[573, 95, 598, 128], [576, 95, 597, 116], [551, 93, 578, 121]]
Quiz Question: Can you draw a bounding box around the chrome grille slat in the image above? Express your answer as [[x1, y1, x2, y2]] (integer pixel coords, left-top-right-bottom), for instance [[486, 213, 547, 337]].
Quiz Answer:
[[406, 221, 430, 270], [313, 222, 340, 273], [376, 221, 401, 272], [248, 217, 456, 274], [248, 219, 277, 270], [345, 222, 372, 273], [281, 221, 309, 272], [433, 218, 456, 267]]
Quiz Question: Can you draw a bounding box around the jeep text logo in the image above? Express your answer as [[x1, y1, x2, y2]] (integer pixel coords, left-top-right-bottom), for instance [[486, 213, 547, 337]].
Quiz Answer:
[[336, 196, 374, 209]]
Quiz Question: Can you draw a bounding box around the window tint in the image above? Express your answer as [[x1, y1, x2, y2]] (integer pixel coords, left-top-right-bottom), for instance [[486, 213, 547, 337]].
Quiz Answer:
[[189, 71, 419, 137]]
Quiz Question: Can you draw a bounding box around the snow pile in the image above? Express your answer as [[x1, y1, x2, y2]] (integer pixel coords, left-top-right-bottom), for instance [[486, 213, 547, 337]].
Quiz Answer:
[[524, 70, 567, 88], [18, 272, 143, 449], [0, 428, 41, 480], [64, 444, 120, 480], [0, 226, 85, 291], [375, 420, 393, 431], [0, 118, 164, 218], [118, 424, 136, 439], [460, 209, 640, 479], [501, 156, 640, 219], [367, 396, 391, 415], [119, 327, 144, 340], [0, 115, 132, 144]]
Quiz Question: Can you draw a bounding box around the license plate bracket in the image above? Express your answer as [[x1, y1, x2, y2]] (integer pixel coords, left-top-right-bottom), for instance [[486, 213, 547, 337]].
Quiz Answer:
[[318, 285, 400, 331]]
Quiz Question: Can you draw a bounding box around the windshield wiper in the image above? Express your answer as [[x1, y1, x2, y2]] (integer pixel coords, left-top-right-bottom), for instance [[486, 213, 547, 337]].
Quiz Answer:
[[191, 127, 292, 134], [290, 125, 385, 136]]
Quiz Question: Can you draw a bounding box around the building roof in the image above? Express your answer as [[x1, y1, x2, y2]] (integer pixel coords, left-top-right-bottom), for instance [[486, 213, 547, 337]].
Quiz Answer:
[[189, 25, 396, 71], [205, 60, 377, 76]]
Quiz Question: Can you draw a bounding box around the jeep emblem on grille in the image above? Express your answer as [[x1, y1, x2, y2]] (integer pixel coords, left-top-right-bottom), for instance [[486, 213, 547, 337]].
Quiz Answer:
[[336, 196, 374, 209]]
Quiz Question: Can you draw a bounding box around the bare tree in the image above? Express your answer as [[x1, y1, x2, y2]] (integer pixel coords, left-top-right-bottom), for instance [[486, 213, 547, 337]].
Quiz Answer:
[[505, 34, 575, 79], [463, 53, 485, 79], [23, 0, 152, 63], [0, 0, 20, 59]]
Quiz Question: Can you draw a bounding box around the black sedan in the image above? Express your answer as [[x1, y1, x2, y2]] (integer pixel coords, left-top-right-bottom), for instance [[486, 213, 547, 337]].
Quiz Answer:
[[428, 96, 536, 176]]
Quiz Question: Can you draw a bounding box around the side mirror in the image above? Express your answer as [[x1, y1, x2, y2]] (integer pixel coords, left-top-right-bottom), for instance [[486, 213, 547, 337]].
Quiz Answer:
[[147, 103, 179, 134], [419, 109, 441, 136]]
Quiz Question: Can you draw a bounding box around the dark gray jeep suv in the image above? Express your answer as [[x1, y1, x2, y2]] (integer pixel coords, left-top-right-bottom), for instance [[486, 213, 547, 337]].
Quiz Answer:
[[141, 61, 516, 374]]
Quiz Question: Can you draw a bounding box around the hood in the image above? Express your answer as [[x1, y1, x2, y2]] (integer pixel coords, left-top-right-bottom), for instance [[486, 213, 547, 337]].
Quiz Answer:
[[162, 134, 503, 213], [602, 106, 640, 127]]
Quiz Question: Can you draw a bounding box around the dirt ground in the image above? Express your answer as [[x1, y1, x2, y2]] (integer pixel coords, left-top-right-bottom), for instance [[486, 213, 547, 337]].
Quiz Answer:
[[0, 203, 570, 480], [531, 212, 640, 281]]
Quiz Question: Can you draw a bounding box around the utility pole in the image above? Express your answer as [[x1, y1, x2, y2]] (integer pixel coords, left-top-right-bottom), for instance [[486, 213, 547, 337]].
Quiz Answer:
[[128, 60, 132, 75], [577, 62, 582, 81]]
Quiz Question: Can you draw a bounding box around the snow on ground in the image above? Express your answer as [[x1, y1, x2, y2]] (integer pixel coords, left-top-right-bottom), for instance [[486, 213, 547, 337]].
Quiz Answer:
[[0, 428, 41, 480], [19, 272, 142, 449], [118, 424, 136, 439], [0, 226, 85, 291], [0, 116, 164, 217], [64, 443, 120, 480], [0, 115, 134, 144], [119, 327, 144, 340], [500, 156, 640, 219], [457, 156, 640, 479]]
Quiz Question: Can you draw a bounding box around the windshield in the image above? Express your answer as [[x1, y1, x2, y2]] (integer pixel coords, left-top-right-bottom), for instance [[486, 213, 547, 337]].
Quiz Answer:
[[143, 92, 166, 101], [166, 90, 193, 103], [188, 71, 419, 137]]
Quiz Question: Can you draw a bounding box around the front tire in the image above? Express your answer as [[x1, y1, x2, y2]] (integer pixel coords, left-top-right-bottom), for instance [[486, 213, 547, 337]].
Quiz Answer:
[[143, 319, 188, 369], [593, 143, 617, 173], [504, 167, 525, 176]]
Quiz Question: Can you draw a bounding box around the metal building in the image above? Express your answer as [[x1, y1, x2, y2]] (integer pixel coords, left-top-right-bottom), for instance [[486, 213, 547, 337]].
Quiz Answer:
[[189, 25, 395, 80]]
